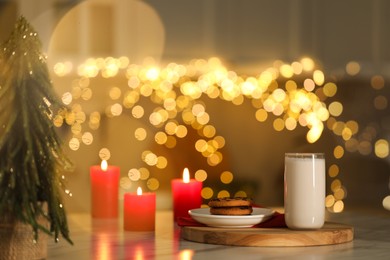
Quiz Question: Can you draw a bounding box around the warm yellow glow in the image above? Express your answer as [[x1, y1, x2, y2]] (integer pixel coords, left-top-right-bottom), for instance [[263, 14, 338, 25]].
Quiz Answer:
[[333, 200, 344, 213], [54, 56, 347, 208], [213, 136, 225, 148], [325, 195, 335, 208], [120, 177, 132, 189], [272, 88, 286, 102], [334, 187, 345, 200], [304, 78, 315, 92], [165, 136, 177, 148], [99, 148, 111, 161], [164, 97, 176, 111], [220, 171, 233, 184], [71, 123, 81, 135], [183, 168, 190, 183], [155, 131, 168, 144], [128, 168, 141, 181], [109, 86, 122, 100], [306, 123, 323, 143], [285, 80, 297, 92], [197, 112, 210, 125], [165, 121, 177, 135], [280, 64, 294, 78], [53, 115, 64, 127], [146, 67, 160, 81], [341, 127, 352, 141], [62, 92, 72, 105], [285, 117, 297, 130], [375, 139, 389, 158], [137, 187, 143, 195], [195, 169, 207, 182], [95, 234, 111, 260], [101, 160, 108, 171], [241, 80, 256, 96], [255, 109, 268, 122], [273, 118, 285, 131], [175, 125, 188, 138], [313, 70, 325, 86], [134, 246, 144, 260], [383, 196, 390, 211], [195, 139, 207, 152], [147, 178, 159, 190], [346, 120, 359, 134], [291, 61, 303, 74], [207, 152, 222, 166], [203, 125, 216, 138], [331, 179, 342, 192], [301, 57, 315, 71], [156, 156, 168, 169], [53, 61, 73, 77], [328, 164, 339, 178], [328, 101, 343, 117], [192, 103, 205, 116], [135, 128, 147, 141], [218, 190, 230, 198], [234, 191, 248, 197], [333, 145, 344, 159], [144, 152, 158, 166], [345, 61, 360, 76], [323, 82, 337, 97], [179, 249, 194, 260], [201, 187, 213, 199], [69, 137, 80, 151], [139, 168, 150, 180]]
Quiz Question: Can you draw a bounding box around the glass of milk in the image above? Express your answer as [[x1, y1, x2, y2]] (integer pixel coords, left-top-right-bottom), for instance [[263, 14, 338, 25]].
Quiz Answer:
[[284, 153, 325, 229]]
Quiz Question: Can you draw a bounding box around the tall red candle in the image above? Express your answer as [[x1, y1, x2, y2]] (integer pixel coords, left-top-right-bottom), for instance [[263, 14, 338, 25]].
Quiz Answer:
[[124, 187, 156, 231], [171, 168, 202, 222], [90, 160, 120, 218]]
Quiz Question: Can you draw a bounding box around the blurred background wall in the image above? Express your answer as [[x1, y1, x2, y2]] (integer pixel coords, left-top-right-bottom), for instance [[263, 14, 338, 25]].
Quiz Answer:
[[1, 0, 390, 213]]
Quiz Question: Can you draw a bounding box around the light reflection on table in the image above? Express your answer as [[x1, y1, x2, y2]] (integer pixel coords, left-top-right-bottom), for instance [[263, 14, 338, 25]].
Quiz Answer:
[[48, 209, 390, 259]]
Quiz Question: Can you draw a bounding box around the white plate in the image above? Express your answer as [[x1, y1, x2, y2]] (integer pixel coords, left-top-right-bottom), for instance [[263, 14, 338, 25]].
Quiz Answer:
[[188, 207, 275, 228]]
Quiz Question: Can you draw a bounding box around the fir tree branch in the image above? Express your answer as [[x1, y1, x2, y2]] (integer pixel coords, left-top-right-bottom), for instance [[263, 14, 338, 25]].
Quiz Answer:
[[0, 16, 73, 244]]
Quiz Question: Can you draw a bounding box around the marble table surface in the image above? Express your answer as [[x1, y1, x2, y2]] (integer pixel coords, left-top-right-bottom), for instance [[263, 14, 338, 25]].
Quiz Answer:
[[47, 207, 390, 259]]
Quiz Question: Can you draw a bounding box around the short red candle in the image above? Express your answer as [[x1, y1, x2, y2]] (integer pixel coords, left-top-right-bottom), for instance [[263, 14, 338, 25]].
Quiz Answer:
[[171, 168, 202, 222], [90, 160, 120, 218], [124, 187, 156, 231]]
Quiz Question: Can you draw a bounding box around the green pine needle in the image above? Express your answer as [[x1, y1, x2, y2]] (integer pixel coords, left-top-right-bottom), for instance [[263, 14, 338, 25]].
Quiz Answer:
[[0, 16, 73, 245]]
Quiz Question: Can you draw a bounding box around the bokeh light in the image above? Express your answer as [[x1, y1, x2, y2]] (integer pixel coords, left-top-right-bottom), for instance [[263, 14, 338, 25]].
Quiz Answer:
[[54, 56, 362, 212]]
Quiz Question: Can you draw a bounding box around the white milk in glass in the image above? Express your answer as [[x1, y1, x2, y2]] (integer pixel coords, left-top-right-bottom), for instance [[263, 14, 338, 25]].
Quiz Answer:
[[284, 153, 325, 229]]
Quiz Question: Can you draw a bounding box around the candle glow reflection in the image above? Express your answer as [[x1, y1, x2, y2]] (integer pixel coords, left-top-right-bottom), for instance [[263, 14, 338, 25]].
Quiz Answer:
[[179, 249, 194, 260]]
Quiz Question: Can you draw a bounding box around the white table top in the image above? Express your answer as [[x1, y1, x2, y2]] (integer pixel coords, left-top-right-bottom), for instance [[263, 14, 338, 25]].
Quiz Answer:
[[48, 208, 390, 259]]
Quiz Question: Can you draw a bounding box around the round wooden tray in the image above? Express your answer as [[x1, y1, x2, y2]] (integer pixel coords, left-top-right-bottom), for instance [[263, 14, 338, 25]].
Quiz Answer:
[[181, 222, 353, 247]]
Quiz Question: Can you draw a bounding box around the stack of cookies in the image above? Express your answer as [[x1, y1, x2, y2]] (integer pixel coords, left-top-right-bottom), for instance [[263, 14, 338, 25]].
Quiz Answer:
[[208, 197, 253, 215]]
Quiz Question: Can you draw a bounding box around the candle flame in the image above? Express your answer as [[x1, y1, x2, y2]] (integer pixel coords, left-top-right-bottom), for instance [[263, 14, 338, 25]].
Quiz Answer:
[[101, 160, 108, 171], [183, 168, 190, 183], [137, 187, 143, 195]]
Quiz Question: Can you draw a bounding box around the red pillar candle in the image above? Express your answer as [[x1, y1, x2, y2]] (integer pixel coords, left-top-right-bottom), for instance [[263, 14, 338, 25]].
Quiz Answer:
[[171, 168, 203, 222], [124, 187, 156, 231], [90, 160, 120, 218]]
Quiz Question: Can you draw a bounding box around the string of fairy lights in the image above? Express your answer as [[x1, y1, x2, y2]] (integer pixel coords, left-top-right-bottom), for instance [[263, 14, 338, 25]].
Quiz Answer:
[[52, 57, 390, 212]]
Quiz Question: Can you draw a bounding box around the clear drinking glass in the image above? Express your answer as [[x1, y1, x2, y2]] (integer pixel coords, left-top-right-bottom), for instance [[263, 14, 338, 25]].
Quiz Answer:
[[284, 153, 325, 229]]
